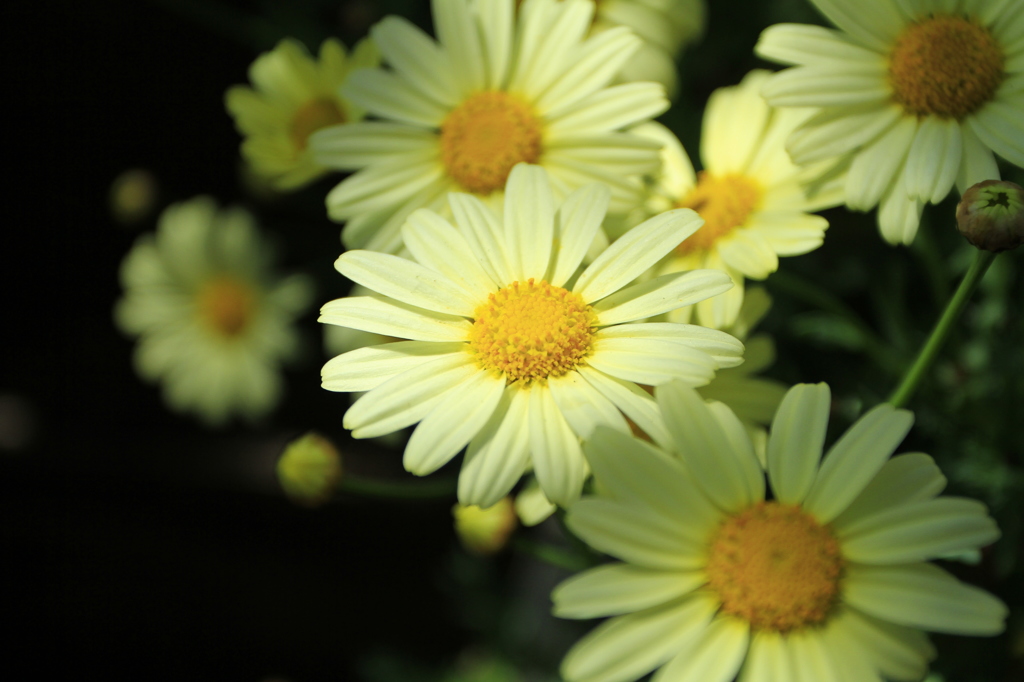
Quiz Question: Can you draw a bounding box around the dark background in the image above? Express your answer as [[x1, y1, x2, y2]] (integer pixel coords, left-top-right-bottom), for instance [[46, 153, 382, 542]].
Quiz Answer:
[[10, 0, 1023, 680]]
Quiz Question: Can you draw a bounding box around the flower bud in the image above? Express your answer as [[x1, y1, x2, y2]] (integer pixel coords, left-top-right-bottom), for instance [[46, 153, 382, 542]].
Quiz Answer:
[[276, 432, 343, 507], [453, 497, 517, 555], [956, 180, 1024, 253]]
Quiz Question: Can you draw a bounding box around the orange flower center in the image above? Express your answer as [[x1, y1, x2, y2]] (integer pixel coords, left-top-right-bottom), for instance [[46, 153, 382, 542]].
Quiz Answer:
[[706, 501, 843, 633], [197, 276, 256, 338], [889, 14, 1004, 120], [676, 172, 761, 256], [440, 91, 543, 195], [468, 279, 596, 383], [290, 98, 346, 151]]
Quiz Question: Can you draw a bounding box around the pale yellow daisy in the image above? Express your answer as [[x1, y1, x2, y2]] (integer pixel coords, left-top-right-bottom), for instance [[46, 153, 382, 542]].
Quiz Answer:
[[225, 37, 379, 190], [555, 381, 1006, 682], [311, 0, 668, 253], [319, 165, 742, 508], [756, 0, 1024, 245], [115, 197, 313, 425], [627, 70, 845, 329]]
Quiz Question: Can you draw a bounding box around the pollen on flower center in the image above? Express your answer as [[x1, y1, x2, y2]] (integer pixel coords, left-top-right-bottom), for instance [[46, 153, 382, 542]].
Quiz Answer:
[[706, 501, 843, 633], [440, 91, 543, 195], [291, 98, 346, 151], [468, 279, 596, 383], [889, 14, 1004, 120], [198, 276, 256, 338], [676, 172, 761, 255]]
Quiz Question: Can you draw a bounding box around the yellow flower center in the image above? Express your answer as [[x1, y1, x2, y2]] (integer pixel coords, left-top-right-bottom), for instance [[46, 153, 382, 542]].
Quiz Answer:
[[706, 501, 843, 633], [440, 91, 543, 195], [197, 276, 257, 338], [676, 172, 761, 256], [290, 98, 346, 151], [889, 14, 1004, 120], [468, 279, 596, 383]]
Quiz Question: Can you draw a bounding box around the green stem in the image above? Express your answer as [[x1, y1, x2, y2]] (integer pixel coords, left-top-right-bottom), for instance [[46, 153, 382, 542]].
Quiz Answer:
[[511, 537, 591, 572], [887, 250, 996, 408], [339, 474, 456, 500]]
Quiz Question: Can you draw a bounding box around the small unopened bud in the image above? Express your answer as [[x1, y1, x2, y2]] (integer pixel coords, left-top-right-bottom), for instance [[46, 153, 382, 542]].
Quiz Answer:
[[276, 432, 342, 507], [956, 180, 1024, 253], [109, 169, 158, 225], [453, 498, 518, 555]]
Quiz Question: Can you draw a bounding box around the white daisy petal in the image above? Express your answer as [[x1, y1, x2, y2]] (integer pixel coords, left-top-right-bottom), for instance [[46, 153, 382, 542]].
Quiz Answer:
[[839, 497, 1000, 564], [448, 192, 515, 285], [543, 156, 647, 213], [747, 212, 829, 256], [403, 209, 499, 299], [836, 607, 935, 682], [878, 174, 925, 245], [803, 403, 914, 524], [832, 452, 947, 530], [845, 116, 918, 211], [509, 0, 592, 99], [553, 563, 707, 619], [904, 116, 962, 204], [475, 0, 513, 89], [717, 230, 780, 279], [702, 71, 770, 175], [956, 123, 1001, 193], [589, 337, 718, 387], [343, 353, 477, 437], [577, 366, 673, 450], [321, 341, 466, 392], [843, 562, 1008, 636], [550, 183, 611, 288], [652, 615, 750, 682], [657, 381, 764, 513], [573, 207, 703, 302], [319, 295, 472, 342], [504, 163, 556, 281], [786, 629, 843, 682], [403, 369, 505, 474], [819, 609, 885, 682], [596, 323, 744, 367], [433, 0, 485, 94], [756, 23, 887, 66], [766, 383, 831, 505], [325, 155, 444, 219], [707, 402, 766, 501], [761, 66, 891, 108], [370, 16, 459, 106], [343, 68, 449, 126], [693, 256, 745, 330], [529, 385, 587, 507], [786, 103, 903, 164], [547, 83, 670, 136], [335, 250, 478, 316], [459, 386, 532, 508], [545, 133, 663, 175], [968, 98, 1024, 167], [593, 270, 734, 326], [536, 27, 643, 117], [739, 630, 793, 682], [311, 122, 438, 169], [549, 371, 630, 438], [560, 593, 719, 682], [806, 0, 905, 51]]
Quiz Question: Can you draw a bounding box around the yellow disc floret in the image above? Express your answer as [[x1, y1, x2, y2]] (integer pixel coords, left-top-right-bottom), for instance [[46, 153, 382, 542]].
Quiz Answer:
[[676, 172, 761, 255], [197, 276, 257, 338], [440, 91, 543, 195], [469, 279, 596, 383], [706, 501, 843, 633], [290, 98, 346, 152], [889, 15, 1004, 120]]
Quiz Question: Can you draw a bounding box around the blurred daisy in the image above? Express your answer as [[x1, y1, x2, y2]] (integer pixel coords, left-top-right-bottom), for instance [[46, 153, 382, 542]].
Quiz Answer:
[[589, 0, 706, 96], [311, 0, 668, 253], [554, 381, 1006, 682], [225, 37, 379, 190], [115, 197, 312, 425], [320, 165, 741, 508], [757, 0, 1024, 245], [628, 70, 844, 329]]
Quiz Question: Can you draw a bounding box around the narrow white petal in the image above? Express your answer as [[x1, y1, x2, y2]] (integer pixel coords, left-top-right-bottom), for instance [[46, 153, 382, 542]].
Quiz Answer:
[[693, 256, 745, 330], [575, 209, 704, 303], [657, 381, 764, 513], [547, 83, 669, 136], [433, 0, 485, 94], [806, 0, 906, 51], [834, 606, 935, 681], [877, 174, 925, 245], [833, 452, 947, 531], [402, 368, 504, 475], [459, 385, 531, 507], [335, 250, 478, 316], [652, 615, 750, 682], [509, 0, 591, 100], [545, 134, 662, 175], [738, 630, 793, 682], [707, 401, 766, 502], [593, 270, 734, 326], [716, 230, 780, 280], [589, 338, 718, 387], [756, 23, 887, 66], [761, 66, 890, 108], [956, 123, 1001, 193], [504, 163, 555, 281], [786, 103, 903, 164], [843, 563, 1007, 635], [550, 183, 611, 288], [319, 295, 472, 342], [474, 0, 513, 89], [904, 116, 962, 203], [968, 99, 1024, 167], [370, 16, 459, 106], [548, 371, 630, 439], [311, 122, 437, 169], [321, 341, 465, 392], [845, 116, 918, 211], [535, 28, 643, 117], [448, 192, 514, 285], [529, 385, 587, 507], [702, 70, 770, 176], [343, 353, 476, 437], [747, 212, 829, 257], [766, 383, 831, 505], [402, 209, 499, 300], [553, 563, 706, 619], [785, 629, 843, 682], [343, 68, 449, 126], [577, 366, 673, 450], [596, 323, 744, 367]]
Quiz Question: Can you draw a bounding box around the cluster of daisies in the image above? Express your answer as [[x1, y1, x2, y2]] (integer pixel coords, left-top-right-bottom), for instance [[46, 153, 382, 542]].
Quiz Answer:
[[113, 0, 1020, 679]]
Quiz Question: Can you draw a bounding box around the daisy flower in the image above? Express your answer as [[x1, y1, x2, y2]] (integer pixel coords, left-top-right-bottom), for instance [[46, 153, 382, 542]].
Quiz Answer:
[[756, 0, 1024, 245], [554, 381, 1006, 682], [589, 0, 707, 96], [115, 197, 313, 425], [319, 164, 742, 508], [225, 37, 379, 190], [311, 0, 668, 253], [626, 70, 845, 329]]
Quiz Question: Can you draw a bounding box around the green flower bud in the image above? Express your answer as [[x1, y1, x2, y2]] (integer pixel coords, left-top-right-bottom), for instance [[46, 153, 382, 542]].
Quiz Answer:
[[956, 180, 1024, 253], [453, 498, 517, 555], [276, 432, 342, 507]]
